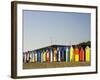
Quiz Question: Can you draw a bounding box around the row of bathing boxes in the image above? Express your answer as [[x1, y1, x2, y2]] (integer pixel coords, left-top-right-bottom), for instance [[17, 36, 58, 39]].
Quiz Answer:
[[23, 45, 90, 63]]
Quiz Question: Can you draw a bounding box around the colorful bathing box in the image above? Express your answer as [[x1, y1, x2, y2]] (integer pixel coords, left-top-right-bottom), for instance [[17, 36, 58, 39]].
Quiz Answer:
[[23, 45, 91, 63]]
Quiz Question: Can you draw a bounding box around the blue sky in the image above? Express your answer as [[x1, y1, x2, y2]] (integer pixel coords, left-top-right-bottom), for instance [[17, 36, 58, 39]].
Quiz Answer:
[[23, 10, 91, 52]]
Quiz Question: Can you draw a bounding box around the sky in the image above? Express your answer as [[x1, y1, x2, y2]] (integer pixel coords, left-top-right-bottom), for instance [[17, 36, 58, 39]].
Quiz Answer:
[[23, 10, 91, 52]]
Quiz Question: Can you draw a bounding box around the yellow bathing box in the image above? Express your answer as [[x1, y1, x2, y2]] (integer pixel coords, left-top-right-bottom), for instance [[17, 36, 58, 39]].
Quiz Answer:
[[85, 46, 90, 62]]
